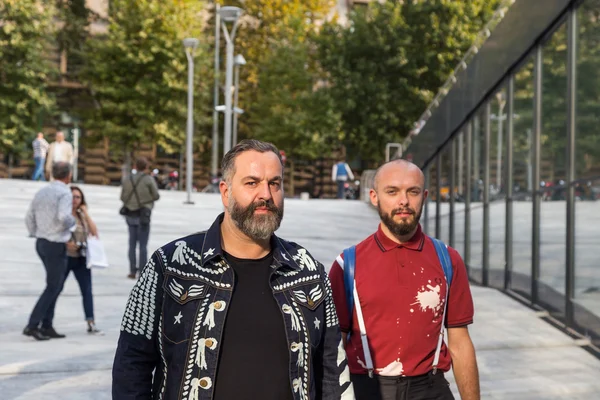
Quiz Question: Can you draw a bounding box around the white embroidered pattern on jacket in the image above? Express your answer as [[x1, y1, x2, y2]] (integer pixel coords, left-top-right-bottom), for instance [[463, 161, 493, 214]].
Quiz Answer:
[[323, 274, 339, 328], [165, 266, 232, 288], [172, 241, 188, 265], [158, 313, 167, 400], [203, 300, 226, 330], [203, 247, 215, 258], [291, 300, 310, 398], [121, 258, 158, 339], [293, 285, 324, 307], [182, 297, 211, 399], [293, 248, 317, 271], [291, 342, 305, 367], [282, 304, 301, 332], [273, 275, 320, 291], [292, 378, 307, 400], [189, 377, 212, 400], [195, 338, 218, 370], [171, 241, 227, 275]]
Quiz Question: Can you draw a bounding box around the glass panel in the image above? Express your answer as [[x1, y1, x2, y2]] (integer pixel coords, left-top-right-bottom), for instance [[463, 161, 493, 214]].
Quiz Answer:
[[468, 111, 486, 284], [454, 133, 467, 260], [575, 1, 600, 327], [489, 87, 508, 288], [539, 22, 568, 317], [439, 147, 451, 244], [423, 167, 432, 236], [512, 56, 535, 297]]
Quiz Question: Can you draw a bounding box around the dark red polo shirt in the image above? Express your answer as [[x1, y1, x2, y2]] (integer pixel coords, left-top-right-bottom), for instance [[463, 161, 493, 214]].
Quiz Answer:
[[329, 224, 474, 377]]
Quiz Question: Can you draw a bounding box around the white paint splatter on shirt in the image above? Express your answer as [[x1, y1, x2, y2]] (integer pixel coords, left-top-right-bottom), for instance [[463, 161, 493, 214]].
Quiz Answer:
[[411, 284, 443, 314], [377, 359, 404, 376]]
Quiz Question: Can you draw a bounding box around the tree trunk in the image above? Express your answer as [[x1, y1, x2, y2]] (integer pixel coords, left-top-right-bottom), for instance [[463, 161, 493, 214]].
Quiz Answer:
[[7, 153, 13, 179]]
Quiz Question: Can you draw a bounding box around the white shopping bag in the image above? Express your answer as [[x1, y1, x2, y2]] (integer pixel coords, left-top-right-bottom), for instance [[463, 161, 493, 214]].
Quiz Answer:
[[86, 236, 109, 269]]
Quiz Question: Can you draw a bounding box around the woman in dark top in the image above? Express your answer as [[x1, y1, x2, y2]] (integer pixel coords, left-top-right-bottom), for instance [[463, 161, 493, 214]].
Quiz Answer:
[[65, 186, 102, 334]]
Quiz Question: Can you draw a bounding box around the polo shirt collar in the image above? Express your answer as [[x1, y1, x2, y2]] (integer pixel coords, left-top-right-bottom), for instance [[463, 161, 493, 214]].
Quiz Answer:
[[201, 213, 301, 272], [374, 223, 425, 252]]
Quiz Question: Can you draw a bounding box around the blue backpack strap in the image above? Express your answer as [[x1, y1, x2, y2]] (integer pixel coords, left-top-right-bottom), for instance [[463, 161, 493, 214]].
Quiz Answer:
[[342, 246, 356, 319], [430, 237, 453, 286]]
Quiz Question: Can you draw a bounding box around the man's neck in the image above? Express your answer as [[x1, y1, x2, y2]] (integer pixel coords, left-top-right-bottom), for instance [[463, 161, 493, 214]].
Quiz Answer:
[[220, 215, 271, 260], [380, 223, 418, 245]]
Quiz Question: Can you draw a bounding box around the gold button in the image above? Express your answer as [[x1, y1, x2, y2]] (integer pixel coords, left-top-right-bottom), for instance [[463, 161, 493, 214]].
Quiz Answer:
[[214, 302, 222, 310], [199, 379, 208, 388], [205, 339, 214, 347]]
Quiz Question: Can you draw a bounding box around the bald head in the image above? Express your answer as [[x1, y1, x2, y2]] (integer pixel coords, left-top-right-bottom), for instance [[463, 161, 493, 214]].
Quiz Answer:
[[373, 159, 425, 192], [55, 131, 64, 142]]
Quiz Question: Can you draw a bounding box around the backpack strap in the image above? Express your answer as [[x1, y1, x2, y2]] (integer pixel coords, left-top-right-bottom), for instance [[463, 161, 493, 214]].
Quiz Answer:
[[429, 236, 453, 373], [342, 245, 374, 377]]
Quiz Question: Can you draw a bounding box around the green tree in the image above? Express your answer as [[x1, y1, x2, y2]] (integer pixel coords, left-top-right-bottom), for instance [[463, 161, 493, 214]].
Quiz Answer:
[[317, 0, 500, 162], [80, 0, 209, 157], [0, 0, 56, 160]]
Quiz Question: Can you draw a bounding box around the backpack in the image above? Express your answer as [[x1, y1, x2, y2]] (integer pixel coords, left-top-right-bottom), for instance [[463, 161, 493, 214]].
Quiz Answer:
[[341, 236, 453, 377]]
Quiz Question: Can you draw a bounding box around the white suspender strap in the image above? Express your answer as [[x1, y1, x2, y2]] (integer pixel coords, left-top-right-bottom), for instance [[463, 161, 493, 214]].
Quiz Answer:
[[353, 281, 374, 377], [432, 275, 450, 374]]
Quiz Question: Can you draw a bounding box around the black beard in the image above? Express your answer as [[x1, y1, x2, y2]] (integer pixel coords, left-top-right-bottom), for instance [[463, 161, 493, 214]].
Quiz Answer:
[[229, 198, 284, 240], [378, 203, 422, 238]]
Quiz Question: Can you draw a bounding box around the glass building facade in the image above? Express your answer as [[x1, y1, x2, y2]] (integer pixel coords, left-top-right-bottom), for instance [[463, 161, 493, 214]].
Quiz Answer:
[[408, 0, 600, 349]]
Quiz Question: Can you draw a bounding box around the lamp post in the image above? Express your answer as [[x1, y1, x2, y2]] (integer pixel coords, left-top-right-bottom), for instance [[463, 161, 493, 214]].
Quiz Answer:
[[183, 37, 200, 205], [211, 3, 221, 179], [219, 6, 243, 155], [232, 53, 246, 146]]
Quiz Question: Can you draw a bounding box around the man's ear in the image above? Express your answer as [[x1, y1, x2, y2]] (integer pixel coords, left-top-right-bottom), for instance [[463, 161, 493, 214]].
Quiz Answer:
[[369, 188, 378, 208], [220, 180, 230, 208]]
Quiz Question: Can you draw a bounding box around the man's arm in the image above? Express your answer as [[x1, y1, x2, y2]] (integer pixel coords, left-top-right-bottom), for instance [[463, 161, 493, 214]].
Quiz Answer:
[[448, 326, 480, 400], [45, 144, 53, 173], [345, 163, 354, 181], [113, 252, 164, 399], [331, 164, 337, 182], [25, 202, 36, 237], [148, 176, 160, 202], [58, 192, 76, 231], [318, 263, 354, 400]]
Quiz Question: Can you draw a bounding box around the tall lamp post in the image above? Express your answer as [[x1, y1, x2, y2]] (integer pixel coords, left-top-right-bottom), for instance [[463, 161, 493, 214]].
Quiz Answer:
[[211, 4, 221, 179], [183, 37, 200, 205], [232, 53, 246, 146], [219, 6, 243, 155]]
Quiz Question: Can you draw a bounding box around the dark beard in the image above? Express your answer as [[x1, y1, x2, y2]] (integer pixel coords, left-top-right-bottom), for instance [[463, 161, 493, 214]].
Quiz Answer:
[[378, 203, 422, 238], [229, 197, 284, 241]]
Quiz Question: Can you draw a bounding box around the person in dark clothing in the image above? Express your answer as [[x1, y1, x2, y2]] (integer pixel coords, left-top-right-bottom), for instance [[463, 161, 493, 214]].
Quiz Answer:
[[112, 139, 354, 400]]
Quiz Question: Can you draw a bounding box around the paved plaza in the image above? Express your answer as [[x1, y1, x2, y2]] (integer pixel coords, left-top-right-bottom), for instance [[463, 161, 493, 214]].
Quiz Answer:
[[0, 179, 599, 399]]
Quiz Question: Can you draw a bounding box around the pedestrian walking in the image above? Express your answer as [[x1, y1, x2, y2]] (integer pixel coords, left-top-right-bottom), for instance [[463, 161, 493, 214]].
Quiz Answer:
[[45, 131, 74, 181], [329, 159, 479, 400], [65, 186, 103, 335], [119, 157, 160, 279], [31, 132, 49, 181], [332, 158, 354, 199], [23, 162, 76, 341], [112, 139, 354, 400]]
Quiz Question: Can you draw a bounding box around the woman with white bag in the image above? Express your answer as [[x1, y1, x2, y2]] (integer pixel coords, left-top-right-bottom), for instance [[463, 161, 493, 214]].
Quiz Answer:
[[64, 186, 103, 335]]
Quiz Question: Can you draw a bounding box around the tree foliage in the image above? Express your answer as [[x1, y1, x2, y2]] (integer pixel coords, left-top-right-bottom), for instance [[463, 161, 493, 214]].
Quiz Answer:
[[317, 0, 501, 161], [79, 0, 209, 155], [0, 0, 56, 156]]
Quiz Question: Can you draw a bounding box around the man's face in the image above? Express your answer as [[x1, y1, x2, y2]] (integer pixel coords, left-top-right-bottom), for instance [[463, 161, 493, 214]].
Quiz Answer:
[[220, 150, 284, 241], [370, 163, 428, 237], [56, 132, 64, 142]]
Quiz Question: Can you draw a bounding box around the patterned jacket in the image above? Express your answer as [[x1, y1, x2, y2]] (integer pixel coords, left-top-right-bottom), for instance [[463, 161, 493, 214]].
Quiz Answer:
[[112, 214, 354, 400]]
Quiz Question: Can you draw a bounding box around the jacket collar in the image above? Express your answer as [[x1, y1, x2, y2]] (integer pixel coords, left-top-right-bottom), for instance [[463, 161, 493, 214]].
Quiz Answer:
[[374, 223, 425, 252], [201, 213, 302, 272]]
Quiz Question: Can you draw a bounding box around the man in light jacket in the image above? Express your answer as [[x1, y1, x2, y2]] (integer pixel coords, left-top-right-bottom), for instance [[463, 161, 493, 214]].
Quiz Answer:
[[45, 131, 74, 180]]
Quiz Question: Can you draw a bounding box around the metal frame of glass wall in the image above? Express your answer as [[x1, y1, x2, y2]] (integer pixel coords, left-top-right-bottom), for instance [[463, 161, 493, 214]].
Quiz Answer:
[[420, 0, 600, 354]]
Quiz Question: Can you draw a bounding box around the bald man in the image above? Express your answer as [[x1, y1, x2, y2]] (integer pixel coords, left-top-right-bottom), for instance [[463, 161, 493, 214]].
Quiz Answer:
[[46, 131, 74, 181], [329, 159, 479, 400]]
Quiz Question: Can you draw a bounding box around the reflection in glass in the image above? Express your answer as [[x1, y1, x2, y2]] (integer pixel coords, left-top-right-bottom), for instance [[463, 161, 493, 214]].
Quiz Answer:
[[539, 23, 567, 316], [454, 134, 467, 260], [511, 57, 535, 297], [575, 1, 600, 321], [489, 88, 508, 288], [468, 112, 486, 284]]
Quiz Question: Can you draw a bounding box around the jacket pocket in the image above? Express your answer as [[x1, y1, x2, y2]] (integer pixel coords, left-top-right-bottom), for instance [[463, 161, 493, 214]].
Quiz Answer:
[[286, 282, 327, 349], [162, 273, 209, 344]]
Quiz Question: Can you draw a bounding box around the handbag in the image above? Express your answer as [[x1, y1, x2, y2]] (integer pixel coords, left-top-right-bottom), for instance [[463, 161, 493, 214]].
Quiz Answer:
[[86, 236, 109, 269]]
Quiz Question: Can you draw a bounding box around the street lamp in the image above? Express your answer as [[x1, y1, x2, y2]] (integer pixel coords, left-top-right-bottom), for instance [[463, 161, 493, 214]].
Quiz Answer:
[[232, 53, 246, 146], [183, 37, 200, 205], [211, 4, 221, 179], [219, 6, 243, 155]]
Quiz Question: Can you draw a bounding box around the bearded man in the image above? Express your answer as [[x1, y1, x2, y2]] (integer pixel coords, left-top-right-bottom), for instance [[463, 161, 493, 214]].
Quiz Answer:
[[112, 139, 354, 400], [328, 159, 480, 400]]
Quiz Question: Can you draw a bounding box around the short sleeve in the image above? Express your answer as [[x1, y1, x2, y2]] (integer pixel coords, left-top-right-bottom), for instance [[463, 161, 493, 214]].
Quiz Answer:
[[445, 247, 474, 328]]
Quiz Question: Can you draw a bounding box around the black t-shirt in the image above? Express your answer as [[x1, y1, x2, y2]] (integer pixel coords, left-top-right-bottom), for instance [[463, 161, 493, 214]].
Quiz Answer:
[[213, 251, 294, 400]]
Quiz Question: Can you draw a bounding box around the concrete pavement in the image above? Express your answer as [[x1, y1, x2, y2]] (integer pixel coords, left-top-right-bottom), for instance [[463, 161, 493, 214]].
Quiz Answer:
[[0, 179, 599, 399]]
